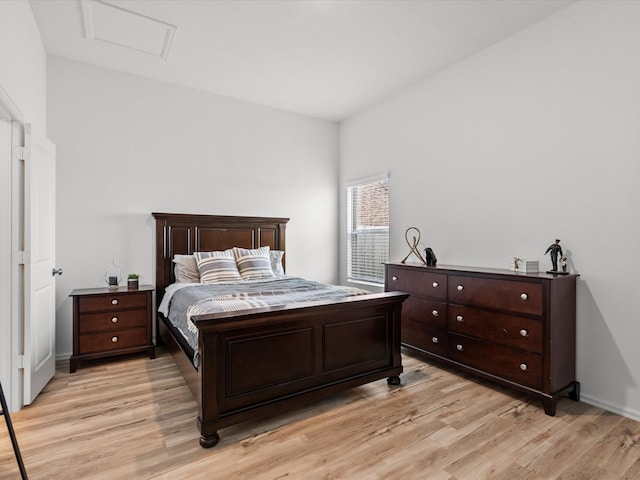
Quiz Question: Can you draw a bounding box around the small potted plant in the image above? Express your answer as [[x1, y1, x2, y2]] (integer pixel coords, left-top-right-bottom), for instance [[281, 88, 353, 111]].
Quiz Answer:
[[127, 273, 139, 289]]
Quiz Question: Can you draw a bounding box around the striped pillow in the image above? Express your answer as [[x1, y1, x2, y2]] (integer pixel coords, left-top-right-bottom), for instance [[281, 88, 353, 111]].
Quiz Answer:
[[233, 246, 276, 280], [194, 250, 242, 283]]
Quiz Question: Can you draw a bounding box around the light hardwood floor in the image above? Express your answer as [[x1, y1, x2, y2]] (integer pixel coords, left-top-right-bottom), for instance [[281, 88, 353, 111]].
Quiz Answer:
[[2, 349, 639, 480]]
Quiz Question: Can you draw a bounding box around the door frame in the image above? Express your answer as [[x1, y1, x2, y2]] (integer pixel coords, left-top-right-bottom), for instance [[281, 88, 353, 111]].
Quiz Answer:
[[0, 84, 24, 412]]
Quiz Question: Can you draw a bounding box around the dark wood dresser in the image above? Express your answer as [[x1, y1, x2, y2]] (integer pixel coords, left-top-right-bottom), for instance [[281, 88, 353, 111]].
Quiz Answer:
[[385, 263, 579, 415], [69, 285, 155, 372]]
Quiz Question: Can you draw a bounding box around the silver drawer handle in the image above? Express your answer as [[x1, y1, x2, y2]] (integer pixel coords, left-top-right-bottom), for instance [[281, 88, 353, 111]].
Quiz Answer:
[[432, 310, 439, 317], [456, 344, 463, 351], [520, 329, 528, 337], [111, 336, 119, 343], [457, 285, 464, 291], [432, 281, 439, 288], [520, 293, 528, 301], [520, 363, 528, 371], [111, 317, 119, 323], [111, 298, 119, 305], [456, 315, 464, 322], [392, 276, 398, 282], [432, 337, 439, 344]]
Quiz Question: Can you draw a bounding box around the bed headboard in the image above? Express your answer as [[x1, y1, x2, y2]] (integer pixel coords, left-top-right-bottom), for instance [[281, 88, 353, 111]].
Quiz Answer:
[[152, 213, 289, 306]]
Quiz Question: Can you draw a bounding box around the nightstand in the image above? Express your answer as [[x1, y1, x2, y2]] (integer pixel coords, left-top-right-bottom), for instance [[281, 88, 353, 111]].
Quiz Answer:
[[69, 285, 155, 372]]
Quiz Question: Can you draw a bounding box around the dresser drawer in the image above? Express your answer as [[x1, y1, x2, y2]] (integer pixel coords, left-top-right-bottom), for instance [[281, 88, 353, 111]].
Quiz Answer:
[[402, 320, 448, 357], [79, 309, 148, 334], [387, 266, 447, 300], [403, 296, 447, 328], [448, 305, 543, 354], [449, 275, 543, 316], [78, 292, 147, 313], [449, 333, 542, 389], [79, 327, 148, 354]]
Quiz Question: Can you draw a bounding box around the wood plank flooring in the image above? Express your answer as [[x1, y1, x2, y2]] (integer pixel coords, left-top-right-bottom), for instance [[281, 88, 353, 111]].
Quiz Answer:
[[1, 349, 639, 479]]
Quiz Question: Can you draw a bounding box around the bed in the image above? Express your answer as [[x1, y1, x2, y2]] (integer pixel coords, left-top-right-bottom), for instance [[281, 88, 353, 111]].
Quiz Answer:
[[153, 212, 408, 448]]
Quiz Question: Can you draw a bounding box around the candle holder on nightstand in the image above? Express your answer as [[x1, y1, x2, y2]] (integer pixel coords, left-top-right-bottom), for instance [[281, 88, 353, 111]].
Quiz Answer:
[[104, 260, 122, 289]]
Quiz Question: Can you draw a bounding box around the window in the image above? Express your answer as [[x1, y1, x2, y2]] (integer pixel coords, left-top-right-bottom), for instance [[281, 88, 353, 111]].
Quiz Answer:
[[347, 176, 389, 285]]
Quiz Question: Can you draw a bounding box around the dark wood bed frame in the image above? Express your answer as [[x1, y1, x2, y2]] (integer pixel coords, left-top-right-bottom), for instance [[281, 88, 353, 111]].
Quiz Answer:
[[153, 212, 408, 448]]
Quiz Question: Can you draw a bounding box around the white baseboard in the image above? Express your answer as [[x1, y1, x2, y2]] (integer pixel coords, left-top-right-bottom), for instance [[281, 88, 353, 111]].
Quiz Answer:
[[580, 393, 640, 422]]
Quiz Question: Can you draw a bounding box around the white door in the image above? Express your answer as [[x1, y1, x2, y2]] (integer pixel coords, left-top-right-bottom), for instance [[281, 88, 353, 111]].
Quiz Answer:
[[22, 123, 57, 405]]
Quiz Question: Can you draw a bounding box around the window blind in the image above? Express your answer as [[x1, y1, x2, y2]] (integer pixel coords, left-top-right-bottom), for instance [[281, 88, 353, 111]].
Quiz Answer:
[[347, 177, 389, 285]]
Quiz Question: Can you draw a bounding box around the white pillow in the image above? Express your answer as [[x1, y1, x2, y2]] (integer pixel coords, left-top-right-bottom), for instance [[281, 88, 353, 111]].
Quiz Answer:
[[173, 254, 200, 283], [270, 250, 285, 276]]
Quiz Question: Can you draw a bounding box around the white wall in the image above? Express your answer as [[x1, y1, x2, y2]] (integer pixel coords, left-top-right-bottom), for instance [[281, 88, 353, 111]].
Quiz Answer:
[[47, 57, 339, 358], [340, 1, 640, 419], [0, 1, 47, 130], [0, 0, 47, 410]]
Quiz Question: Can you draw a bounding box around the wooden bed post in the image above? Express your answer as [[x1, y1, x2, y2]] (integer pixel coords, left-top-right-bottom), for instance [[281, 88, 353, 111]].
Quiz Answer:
[[197, 329, 220, 448]]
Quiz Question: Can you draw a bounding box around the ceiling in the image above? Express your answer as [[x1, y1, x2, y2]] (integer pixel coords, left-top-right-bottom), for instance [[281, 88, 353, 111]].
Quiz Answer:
[[29, 0, 574, 122]]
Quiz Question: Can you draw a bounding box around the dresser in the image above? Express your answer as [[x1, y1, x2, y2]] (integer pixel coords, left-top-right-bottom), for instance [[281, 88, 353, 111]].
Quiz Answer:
[[385, 263, 579, 415], [69, 286, 155, 372]]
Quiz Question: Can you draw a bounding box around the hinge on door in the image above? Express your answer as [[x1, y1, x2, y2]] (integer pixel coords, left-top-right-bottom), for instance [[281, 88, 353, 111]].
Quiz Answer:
[[13, 251, 29, 265], [13, 146, 29, 161], [14, 355, 24, 370]]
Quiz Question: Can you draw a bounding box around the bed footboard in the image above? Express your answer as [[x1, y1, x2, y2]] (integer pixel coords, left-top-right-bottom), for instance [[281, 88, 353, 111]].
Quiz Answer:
[[193, 291, 408, 448]]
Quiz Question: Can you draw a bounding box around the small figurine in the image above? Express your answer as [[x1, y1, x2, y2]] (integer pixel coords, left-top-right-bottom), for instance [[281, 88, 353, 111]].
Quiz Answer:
[[561, 256, 568, 272], [544, 239, 563, 272], [425, 247, 437, 267]]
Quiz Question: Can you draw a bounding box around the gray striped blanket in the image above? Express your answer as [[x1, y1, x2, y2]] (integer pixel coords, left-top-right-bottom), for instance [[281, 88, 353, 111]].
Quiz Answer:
[[165, 277, 370, 366]]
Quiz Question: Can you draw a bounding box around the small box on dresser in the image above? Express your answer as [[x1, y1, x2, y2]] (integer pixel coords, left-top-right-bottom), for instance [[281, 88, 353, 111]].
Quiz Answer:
[[69, 285, 155, 372], [385, 263, 579, 416]]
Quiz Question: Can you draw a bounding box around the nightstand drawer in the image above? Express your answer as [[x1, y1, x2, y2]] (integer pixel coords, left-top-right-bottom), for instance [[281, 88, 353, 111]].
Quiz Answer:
[[78, 293, 147, 313], [79, 309, 148, 334], [79, 327, 148, 354]]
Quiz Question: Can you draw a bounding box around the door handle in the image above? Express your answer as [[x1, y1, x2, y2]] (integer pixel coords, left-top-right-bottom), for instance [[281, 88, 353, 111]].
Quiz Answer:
[[52, 268, 63, 276]]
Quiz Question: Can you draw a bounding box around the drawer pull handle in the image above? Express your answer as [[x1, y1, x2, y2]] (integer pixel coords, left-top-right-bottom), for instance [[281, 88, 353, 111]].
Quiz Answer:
[[456, 344, 463, 351], [432, 281, 439, 288], [457, 285, 464, 291], [456, 315, 464, 322], [111, 298, 119, 305], [432, 310, 439, 317], [520, 363, 528, 371], [111, 336, 119, 343], [520, 293, 528, 301], [520, 329, 528, 337], [392, 276, 398, 282], [432, 337, 439, 344], [111, 317, 118, 323]]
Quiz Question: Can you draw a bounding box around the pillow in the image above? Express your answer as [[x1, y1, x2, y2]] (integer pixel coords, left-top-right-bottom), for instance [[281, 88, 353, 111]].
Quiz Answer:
[[173, 254, 200, 283], [233, 246, 275, 280], [270, 250, 285, 277], [194, 250, 242, 283]]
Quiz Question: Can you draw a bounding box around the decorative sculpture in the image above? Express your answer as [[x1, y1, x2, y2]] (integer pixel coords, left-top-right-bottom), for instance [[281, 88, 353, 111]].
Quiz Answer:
[[401, 227, 426, 265]]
